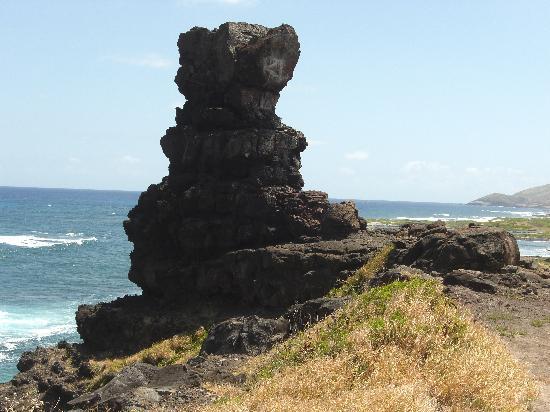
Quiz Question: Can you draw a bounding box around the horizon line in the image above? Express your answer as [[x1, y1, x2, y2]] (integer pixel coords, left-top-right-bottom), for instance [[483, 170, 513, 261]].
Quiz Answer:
[[0, 185, 471, 205]]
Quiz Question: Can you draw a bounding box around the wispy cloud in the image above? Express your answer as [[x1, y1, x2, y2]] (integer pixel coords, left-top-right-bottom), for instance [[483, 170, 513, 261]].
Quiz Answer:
[[103, 54, 172, 69], [344, 150, 369, 161], [465, 166, 525, 177], [120, 155, 141, 164]]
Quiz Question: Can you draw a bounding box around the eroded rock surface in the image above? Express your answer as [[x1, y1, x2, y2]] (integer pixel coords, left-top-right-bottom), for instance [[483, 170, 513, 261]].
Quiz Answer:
[[118, 22, 365, 304], [394, 224, 520, 273]]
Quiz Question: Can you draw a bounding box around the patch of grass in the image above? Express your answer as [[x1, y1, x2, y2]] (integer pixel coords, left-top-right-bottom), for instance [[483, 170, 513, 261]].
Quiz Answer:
[[495, 325, 526, 338], [531, 316, 550, 327], [534, 258, 550, 271], [329, 244, 394, 297], [201, 279, 538, 411], [485, 310, 516, 322], [87, 327, 207, 390]]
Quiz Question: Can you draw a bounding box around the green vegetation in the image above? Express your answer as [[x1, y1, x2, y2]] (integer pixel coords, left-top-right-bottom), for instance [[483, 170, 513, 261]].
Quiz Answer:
[[329, 244, 394, 297], [531, 316, 550, 328]]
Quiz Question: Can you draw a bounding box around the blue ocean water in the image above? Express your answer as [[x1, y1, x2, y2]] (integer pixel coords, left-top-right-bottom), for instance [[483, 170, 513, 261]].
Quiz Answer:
[[0, 187, 141, 382], [0, 188, 549, 382]]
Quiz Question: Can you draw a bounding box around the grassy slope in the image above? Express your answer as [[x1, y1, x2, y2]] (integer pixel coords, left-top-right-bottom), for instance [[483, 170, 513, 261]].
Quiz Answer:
[[200, 249, 538, 412]]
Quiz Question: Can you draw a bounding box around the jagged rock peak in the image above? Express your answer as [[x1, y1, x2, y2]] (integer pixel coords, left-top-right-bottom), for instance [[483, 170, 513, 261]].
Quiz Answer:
[[175, 22, 300, 129]]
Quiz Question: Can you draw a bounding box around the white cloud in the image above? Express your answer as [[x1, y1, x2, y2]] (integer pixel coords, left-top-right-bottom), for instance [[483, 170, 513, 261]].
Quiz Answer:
[[344, 150, 369, 161], [464, 166, 525, 177], [403, 160, 450, 174], [104, 54, 172, 69], [338, 167, 356, 176], [121, 155, 141, 164]]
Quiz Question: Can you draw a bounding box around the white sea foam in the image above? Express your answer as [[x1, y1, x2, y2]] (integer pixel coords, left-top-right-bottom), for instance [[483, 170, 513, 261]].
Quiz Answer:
[[486, 210, 547, 218], [0, 234, 97, 248], [32, 324, 75, 339], [0, 310, 76, 355], [395, 216, 499, 223]]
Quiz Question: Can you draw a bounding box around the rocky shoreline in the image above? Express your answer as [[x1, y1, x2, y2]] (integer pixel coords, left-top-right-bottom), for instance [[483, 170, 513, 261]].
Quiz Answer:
[[1, 22, 549, 411]]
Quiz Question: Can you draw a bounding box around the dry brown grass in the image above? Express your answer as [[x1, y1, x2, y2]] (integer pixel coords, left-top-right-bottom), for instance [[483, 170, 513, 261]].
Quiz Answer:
[[200, 277, 538, 411], [87, 327, 207, 390]]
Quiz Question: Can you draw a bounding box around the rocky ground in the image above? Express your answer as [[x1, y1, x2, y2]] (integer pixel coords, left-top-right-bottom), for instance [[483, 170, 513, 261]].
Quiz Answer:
[[446, 260, 550, 411], [2, 222, 549, 411]]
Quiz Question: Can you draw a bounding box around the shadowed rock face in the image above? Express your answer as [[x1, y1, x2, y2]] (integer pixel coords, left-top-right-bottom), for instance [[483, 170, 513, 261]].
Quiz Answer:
[[122, 22, 364, 301]]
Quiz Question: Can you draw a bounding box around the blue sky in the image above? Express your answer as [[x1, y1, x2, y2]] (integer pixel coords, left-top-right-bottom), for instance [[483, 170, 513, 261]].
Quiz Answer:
[[0, 0, 548, 202]]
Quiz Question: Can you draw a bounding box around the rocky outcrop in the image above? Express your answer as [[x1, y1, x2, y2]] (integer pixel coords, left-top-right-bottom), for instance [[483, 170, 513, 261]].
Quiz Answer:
[[394, 224, 520, 273], [201, 316, 289, 356], [285, 296, 350, 333], [77, 231, 390, 352], [67, 357, 245, 411], [73, 21, 377, 355], [120, 22, 364, 304], [0, 342, 87, 412]]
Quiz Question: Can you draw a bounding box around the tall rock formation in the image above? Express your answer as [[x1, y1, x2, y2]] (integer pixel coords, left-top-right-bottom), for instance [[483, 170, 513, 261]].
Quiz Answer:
[[122, 22, 365, 303], [75, 22, 387, 352]]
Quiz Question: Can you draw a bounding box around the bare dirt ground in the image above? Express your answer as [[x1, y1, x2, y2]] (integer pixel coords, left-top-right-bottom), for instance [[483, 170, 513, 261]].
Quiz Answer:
[[448, 284, 550, 411]]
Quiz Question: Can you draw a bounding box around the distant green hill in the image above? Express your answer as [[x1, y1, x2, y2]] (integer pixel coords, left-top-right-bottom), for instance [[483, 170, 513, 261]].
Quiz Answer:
[[470, 184, 550, 208]]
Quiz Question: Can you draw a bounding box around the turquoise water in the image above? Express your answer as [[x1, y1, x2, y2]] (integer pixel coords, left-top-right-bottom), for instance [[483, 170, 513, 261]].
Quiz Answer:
[[0, 187, 141, 382], [1, 188, 548, 382]]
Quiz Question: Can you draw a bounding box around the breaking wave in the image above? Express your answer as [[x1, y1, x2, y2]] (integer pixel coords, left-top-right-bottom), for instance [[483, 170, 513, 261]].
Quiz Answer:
[[0, 234, 97, 248]]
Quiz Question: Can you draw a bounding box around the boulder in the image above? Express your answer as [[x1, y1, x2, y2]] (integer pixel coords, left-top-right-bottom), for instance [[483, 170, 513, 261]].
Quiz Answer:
[[397, 226, 520, 273], [201, 316, 289, 355], [285, 296, 350, 333], [443, 270, 499, 294]]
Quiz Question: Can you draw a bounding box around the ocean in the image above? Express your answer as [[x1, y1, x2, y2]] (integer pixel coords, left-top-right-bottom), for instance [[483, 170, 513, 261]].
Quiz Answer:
[[1, 187, 549, 382]]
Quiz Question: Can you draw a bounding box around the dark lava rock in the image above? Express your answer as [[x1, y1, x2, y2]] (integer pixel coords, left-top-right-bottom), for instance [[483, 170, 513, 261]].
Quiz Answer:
[[175, 22, 300, 129], [397, 226, 520, 273], [285, 296, 350, 333], [77, 231, 391, 352], [443, 270, 499, 293], [321, 201, 364, 238], [16, 351, 37, 373], [368, 265, 427, 287], [68, 363, 159, 410], [0, 344, 85, 411], [201, 316, 289, 355], [118, 22, 367, 305], [68, 356, 245, 411]]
